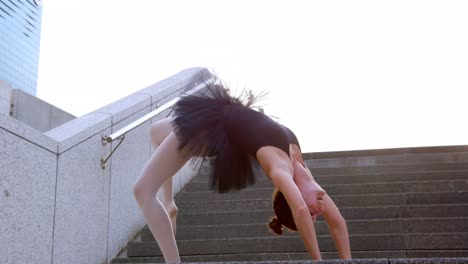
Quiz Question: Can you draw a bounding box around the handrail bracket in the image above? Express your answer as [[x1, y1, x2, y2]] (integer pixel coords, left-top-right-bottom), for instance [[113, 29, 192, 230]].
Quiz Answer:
[[101, 135, 125, 169]]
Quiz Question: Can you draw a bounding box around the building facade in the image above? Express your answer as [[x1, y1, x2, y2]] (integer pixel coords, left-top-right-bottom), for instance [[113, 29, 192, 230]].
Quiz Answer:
[[0, 0, 43, 95]]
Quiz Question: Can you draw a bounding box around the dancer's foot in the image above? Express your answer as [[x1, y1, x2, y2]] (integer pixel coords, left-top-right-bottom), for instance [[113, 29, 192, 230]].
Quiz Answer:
[[293, 160, 326, 216]]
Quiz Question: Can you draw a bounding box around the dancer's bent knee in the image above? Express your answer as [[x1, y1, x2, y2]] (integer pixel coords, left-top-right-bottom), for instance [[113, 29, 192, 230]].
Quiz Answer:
[[133, 182, 157, 208]]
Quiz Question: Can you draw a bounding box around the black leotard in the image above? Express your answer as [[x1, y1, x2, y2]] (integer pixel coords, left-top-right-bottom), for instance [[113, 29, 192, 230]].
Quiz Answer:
[[224, 105, 300, 158], [171, 82, 300, 192]]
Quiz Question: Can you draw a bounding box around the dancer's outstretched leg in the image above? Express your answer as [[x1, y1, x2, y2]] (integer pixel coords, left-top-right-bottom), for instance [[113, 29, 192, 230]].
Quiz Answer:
[[162, 177, 178, 235], [150, 117, 179, 235], [134, 133, 190, 264]]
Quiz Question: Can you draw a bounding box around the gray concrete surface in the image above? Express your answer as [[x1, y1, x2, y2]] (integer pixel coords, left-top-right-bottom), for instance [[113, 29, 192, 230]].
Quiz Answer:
[[141, 218, 468, 241], [0, 68, 210, 264], [0, 80, 12, 115], [0, 126, 56, 264], [115, 142, 468, 264], [10, 88, 75, 132], [127, 234, 468, 256]]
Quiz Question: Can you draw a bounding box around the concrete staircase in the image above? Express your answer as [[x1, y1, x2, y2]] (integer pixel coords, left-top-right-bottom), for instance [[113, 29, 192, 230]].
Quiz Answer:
[[113, 145, 468, 263]]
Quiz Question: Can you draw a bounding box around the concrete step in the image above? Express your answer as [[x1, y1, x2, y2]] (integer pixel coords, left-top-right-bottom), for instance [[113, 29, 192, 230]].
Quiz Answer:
[[314, 171, 468, 186], [302, 145, 468, 160], [113, 146, 468, 264], [176, 180, 468, 200], [113, 253, 468, 263], [176, 192, 468, 214], [175, 204, 468, 226], [127, 233, 468, 257], [141, 217, 468, 241], [305, 151, 468, 168], [188, 170, 468, 188], [310, 162, 468, 176]]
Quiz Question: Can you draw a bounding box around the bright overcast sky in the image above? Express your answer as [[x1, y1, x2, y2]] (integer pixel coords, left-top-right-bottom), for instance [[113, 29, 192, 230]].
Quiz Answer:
[[37, 0, 468, 152]]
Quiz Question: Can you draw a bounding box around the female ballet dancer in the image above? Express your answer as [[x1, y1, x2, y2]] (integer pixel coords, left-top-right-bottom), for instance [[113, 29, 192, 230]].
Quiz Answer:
[[133, 80, 351, 263]]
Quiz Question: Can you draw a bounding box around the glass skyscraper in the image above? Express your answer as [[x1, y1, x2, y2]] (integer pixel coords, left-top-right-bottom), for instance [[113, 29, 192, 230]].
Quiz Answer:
[[0, 0, 43, 95]]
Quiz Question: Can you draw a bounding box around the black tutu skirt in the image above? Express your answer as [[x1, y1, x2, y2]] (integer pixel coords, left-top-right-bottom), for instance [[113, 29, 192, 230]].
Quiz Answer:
[[171, 81, 263, 193]]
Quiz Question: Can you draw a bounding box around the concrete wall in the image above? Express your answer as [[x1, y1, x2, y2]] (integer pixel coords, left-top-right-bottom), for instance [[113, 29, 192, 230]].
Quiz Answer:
[[10, 88, 76, 132], [0, 67, 211, 264], [0, 80, 12, 115], [0, 115, 57, 264]]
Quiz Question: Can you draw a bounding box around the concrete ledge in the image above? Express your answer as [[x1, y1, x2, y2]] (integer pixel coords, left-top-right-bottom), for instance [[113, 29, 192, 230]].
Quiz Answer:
[[10, 89, 75, 132], [11, 89, 53, 132], [45, 112, 112, 153], [44, 67, 211, 154], [95, 93, 152, 126], [0, 97, 9, 115], [0, 80, 12, 115], [137, 76, 181, 100], [136, 67, 211, 105], [0, 113, 57, 152]]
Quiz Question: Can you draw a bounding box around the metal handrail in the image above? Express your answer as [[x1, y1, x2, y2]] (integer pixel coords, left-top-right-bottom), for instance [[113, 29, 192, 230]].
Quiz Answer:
[[100, 77, 214, 169], [102, 77, 214, 144]]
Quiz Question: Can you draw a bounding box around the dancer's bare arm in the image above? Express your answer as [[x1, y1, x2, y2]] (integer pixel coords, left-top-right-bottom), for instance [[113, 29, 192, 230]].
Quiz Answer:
[[322, 195, 352, 259], [257, 146, 323, 259], [289, 144, 306, 166], [269, 168, 322, 260], [290, 143, 351, 258]]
